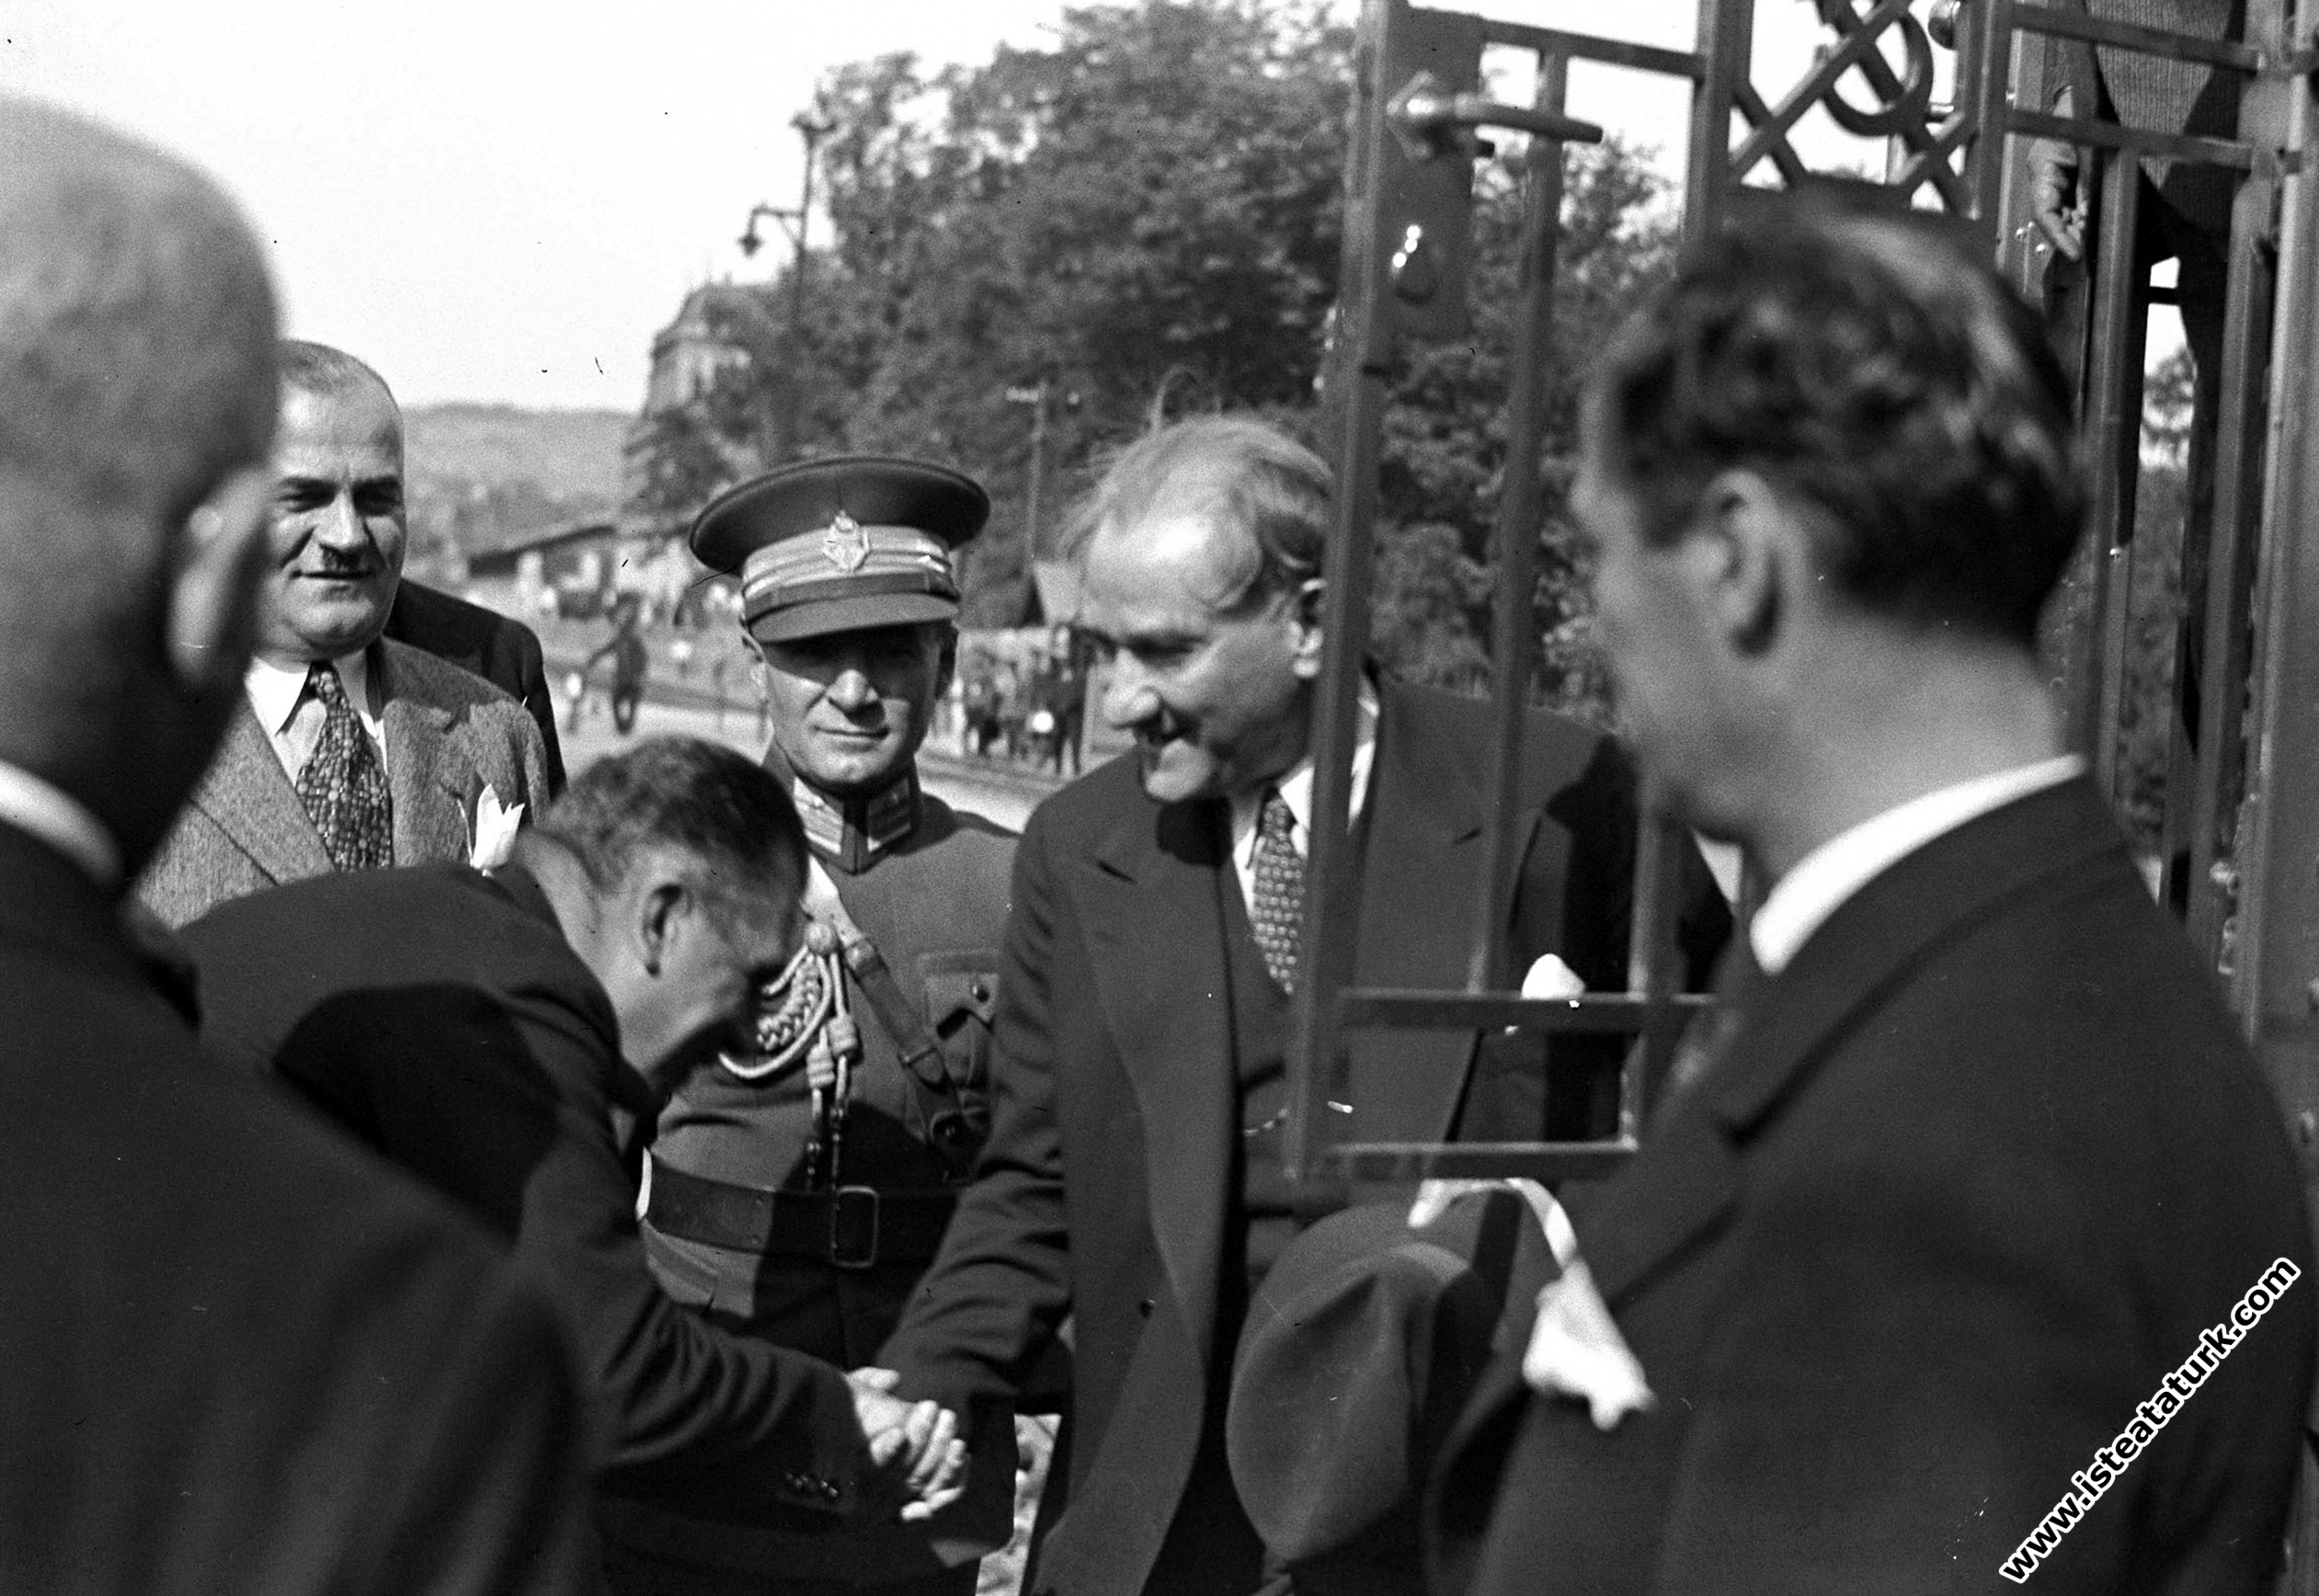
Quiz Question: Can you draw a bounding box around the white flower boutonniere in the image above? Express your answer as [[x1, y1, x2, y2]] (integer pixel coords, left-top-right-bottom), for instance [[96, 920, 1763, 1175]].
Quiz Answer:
[[1524, 1260, 1656, 1431], [468, 784, 525, 872]]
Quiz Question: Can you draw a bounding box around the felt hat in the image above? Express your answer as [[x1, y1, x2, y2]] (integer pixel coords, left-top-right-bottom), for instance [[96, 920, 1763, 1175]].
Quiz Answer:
[[1227, 1187, 1559, 1596]]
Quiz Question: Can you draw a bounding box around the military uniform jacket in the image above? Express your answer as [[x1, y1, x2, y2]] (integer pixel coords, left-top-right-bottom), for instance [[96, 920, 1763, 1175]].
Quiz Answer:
[[647, 787, 1016, 1367]]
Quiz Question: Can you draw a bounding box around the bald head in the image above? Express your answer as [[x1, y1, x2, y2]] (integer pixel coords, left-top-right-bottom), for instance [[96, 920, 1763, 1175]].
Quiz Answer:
[[0, 97, 281, 865]]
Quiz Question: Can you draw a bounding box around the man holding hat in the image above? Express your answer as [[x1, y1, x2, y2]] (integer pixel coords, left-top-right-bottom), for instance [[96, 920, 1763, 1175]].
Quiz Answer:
[[620, 456, 1019, 1595]]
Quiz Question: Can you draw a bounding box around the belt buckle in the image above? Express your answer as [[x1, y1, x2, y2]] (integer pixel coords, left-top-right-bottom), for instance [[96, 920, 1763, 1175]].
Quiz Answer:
[[828, 1185, 880, 1269]]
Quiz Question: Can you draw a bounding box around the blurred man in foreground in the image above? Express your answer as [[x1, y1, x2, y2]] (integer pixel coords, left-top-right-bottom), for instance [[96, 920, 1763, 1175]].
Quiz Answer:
[[138, 338, 548, 926], [184, 737, 967, 1585], [1430, 199, 2315, 1596], [0, 96, 593, 1592]]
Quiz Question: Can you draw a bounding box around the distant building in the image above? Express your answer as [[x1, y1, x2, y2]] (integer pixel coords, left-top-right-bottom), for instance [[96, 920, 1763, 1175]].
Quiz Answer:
[[640, 282, 766, 415], [621, 280, 777, 543]]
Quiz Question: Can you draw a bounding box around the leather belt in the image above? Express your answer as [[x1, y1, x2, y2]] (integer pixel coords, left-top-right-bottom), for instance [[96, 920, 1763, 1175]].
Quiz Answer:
[[646, 1157, 959, 1270]]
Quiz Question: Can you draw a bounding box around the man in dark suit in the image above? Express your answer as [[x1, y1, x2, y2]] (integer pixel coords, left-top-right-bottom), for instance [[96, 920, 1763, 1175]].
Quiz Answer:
[[1430, 200, 2315, 1595], [874, 416, 1726, 1596], [137, 340, 550, 927], [182, 737, 969, 1582], [388, 575, 567, 793], [0, 95, 593, 1592]]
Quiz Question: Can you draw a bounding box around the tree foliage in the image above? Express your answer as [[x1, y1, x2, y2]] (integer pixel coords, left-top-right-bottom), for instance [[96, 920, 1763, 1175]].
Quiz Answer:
[[635, 0, 1676, 689]]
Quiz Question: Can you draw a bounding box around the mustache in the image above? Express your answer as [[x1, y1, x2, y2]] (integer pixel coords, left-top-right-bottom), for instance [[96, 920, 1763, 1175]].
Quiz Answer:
[[299, 547, 378, 576]]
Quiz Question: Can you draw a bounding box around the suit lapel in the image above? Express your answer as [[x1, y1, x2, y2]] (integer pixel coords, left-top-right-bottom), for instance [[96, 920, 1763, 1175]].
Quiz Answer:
[[376, 641, 474, 865], [190, 701, 332, 885], [1581, 777, 2127, 1308], [1076, 792, 1236, 1359], [1346, 679, 1520, 1142]]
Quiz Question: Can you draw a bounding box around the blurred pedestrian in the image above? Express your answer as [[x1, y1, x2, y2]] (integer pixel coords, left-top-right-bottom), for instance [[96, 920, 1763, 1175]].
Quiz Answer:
[[583, 593, 650, 735]]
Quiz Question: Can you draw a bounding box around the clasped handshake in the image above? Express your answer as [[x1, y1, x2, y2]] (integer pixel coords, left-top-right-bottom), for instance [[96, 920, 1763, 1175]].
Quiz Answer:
[[846, 1366, 971, 1521]]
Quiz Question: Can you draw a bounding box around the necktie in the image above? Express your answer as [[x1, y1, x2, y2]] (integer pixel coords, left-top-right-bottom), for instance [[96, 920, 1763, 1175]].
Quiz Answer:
[[294, 663, 392, 872], [1250, 787, 1305, 993], [1656, 936, 1762, 1119]]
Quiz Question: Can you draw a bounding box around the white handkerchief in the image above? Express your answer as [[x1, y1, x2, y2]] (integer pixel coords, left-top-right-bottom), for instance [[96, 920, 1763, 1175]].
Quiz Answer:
[[468, 784, 524, 872], [1520, 954, 1586, 999], [1406, 1177, 1579, 1270], [1523, 1260, 1654, 1431]]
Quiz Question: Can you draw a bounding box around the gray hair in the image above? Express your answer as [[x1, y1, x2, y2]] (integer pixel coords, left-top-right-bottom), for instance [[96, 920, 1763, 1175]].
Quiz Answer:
[[1065, 416, 1332, 613]]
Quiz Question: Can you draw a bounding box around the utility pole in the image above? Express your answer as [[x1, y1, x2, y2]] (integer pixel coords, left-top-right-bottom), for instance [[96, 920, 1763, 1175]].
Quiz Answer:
[[1006, 377, 1051, 559], [738, 111, 837, 464]]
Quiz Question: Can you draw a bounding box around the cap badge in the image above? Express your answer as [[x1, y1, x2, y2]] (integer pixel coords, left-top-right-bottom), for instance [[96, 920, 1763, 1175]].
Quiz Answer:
[[820, 510, 871, 574]]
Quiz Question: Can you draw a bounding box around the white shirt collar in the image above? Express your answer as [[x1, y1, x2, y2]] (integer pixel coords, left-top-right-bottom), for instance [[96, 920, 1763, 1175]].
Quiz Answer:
[[1229, 681, 1381, 870], [1750, 754, 2085, 975], [246, 649, 374, 736], [0, 757, 121, 889]]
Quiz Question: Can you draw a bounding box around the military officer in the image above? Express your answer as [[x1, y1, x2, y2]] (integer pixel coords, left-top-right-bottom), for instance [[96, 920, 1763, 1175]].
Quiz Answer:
[[608, 457, 1016, 1596]]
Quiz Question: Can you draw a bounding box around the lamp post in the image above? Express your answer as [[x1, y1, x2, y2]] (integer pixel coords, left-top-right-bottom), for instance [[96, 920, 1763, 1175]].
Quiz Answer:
[[1004, 378, 1051, 561], [738, 111, 838, 463]]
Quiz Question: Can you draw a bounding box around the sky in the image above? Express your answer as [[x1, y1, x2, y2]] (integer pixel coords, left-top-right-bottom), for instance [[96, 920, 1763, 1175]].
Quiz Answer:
[[6, 1, 2106, 414]]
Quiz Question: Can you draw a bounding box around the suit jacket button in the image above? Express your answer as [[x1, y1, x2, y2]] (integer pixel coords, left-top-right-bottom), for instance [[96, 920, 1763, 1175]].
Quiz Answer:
[[1138, 1297, 1154, 1317], [970, 980, 990, 1001]]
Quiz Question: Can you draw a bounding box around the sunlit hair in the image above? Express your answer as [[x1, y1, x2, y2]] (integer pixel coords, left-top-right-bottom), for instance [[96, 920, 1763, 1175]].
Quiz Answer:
[[537, 736, 805, 929], [0, 100, 278, 536], [0, 97, 279, 714], [1594, 198, 2085, 646], [1064, 415, 1331, 614], [280, 339, 396, 408]]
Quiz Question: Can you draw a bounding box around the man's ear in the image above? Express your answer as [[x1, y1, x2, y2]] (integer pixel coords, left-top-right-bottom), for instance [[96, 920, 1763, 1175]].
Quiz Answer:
[[166, 465, 273, 694], [1697, 470, 1788, 656], [1287, 576, 1328, 680], [636, 879, 689, 977], [932, 624, 958, 700]]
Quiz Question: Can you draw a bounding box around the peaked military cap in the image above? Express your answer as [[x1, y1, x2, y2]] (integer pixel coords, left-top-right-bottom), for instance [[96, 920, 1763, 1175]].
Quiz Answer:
[[691, 456, 990, 644]]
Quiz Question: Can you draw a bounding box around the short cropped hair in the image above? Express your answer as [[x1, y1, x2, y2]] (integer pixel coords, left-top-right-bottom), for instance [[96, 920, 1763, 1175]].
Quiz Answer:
[[536, 737, 805, 928], [0, 98, 279, 719], [280, 339, 395, 407], [1066, 416, 1331, 613], [0, 100, 278, 536], [1594, 200, 2085, 646]]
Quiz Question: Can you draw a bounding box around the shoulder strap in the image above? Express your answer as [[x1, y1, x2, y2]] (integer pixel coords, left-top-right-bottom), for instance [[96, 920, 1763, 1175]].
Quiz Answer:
[[805, 858, 984, 1183]]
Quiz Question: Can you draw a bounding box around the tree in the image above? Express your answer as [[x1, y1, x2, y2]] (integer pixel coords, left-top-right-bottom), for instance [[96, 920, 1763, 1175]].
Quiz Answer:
[[642, 0, 1674, 671], [1372, 136, 1675, 715]]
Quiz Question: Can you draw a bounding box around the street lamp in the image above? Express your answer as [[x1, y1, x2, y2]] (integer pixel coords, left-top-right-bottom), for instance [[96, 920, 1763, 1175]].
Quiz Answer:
[[737, 111, 839, 463]]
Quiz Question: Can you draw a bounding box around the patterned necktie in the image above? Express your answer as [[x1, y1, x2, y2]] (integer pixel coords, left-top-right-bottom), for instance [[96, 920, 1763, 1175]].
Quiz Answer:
[[294, 662, 392, 872], [1250, 787, 1305, 992]]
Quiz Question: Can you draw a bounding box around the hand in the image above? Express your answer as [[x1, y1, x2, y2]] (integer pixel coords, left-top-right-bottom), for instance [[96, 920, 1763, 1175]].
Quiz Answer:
[[2028, 86, 2085, 262], [847, 1367, 970, 1520]]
